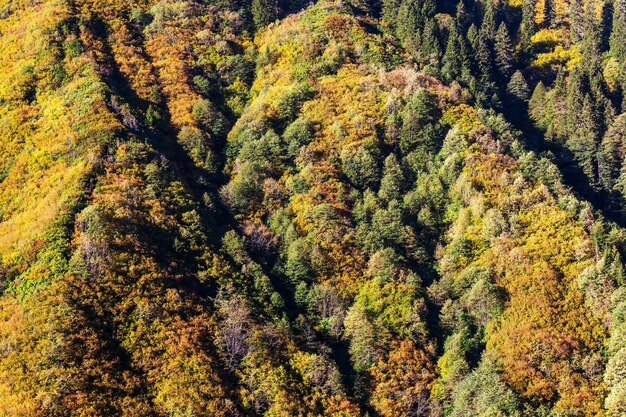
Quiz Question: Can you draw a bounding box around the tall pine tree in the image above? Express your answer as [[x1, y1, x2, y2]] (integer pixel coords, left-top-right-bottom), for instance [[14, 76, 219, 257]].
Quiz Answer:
[[480, 1, 498, 42], [568, 94, 602, 185], [570, 0, 585, 41], [507, 70, 530, 102], [382, 0, 402, 28], [529, 81, 547, 127], [476, 30, 494, 83], [396, 0, 421, 53], [421, 18, 442, 70], [611, 0, 626, 64], [520, 0, 537, 55], [251, 0, 279, 29], [495, 22, 514, 79], [598, 114, 626, 192], [456, 0, 470, 34], [443, 24, 463, 81]]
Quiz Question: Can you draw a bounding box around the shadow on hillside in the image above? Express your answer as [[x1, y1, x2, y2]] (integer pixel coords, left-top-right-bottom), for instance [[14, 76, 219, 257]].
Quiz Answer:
[[503, 102, 626, 228]]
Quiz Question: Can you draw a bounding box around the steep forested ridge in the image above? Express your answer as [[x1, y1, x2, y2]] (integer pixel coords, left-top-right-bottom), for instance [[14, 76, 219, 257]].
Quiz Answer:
[[0, 0, 625, 416]]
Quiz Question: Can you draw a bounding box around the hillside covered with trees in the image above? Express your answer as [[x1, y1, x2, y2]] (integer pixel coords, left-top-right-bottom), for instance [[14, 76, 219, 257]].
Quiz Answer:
[[0, 0, 625, 415]]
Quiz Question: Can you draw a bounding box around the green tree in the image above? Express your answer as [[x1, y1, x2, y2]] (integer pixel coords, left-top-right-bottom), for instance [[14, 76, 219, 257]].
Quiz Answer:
[[449, 359, 520, 417], [251, 0, 279, 29], [581, 0, 604, 76], [507, 70, 530, 102], [456, 0, 470, 33], [344, 304, 378, 372], [378, 154, 405, 203], [495, 22, 514, 79], [283, 117, 313, 158], [341, 145, 380, 189], [520, 0, 537, 54], [221, 162, 263, 213], [479, 2, 497, 42], [599, 114, 626, 193], [476, 31, 494, 84], [605, 286, 626, 417], [566, 68, 587, 137], [529, 81, 547, 127], [431, 330, 471, 405], [193, 99, 227, 138], [421, 18, 442, 68], [443, 24, 463, 81], [611, 0, 626, 64], [571, 0, 585, 42], [400, 89, 441, 154], [145, 104, 161, 130], [345, 0, 376, 14], [396, 0, 420, 50], [381, 0, 402, 27], [370, 200, 405, 249], [285, 238, 313, 284], [567, 94, 601, 184]]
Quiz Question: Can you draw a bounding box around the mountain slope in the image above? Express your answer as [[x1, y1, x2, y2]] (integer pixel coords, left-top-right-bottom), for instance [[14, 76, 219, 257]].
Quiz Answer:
[[0, 0, 625, 416]]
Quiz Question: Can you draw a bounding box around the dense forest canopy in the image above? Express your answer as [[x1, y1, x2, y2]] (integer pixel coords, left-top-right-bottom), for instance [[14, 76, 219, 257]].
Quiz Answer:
[[0, 0, 625, 415]]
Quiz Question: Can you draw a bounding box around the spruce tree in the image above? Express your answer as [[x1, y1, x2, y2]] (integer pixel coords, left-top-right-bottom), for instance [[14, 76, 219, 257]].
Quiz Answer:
[[480, 2, 497, 42], [570, 0, 584, 42], [529, 81, 547, 126], [379, 154, 405, 203], [611, 0, 626, 63], [345, 0, 375, 14], [467, 23, 479, 50], [458, 33, 474, 84], [598, 114, 626, 192], [475, 1, 498, 86], [396, 0, 421, 51], [251, 0, 279, 29], [566, 68, 587, 138], [507, 71, 530, 102], [567, 94, 601, 184], [476, 31, 494, 83], [520, 0, 537, 54], [550, 69, 569, 140], [443, 24, 462, 81], [456, 0, 470, 34], [382, 0, 402, 28], [581, 3, 603, 76], [400, 89, 441, 153], [421, 18, 442, 67], [495, 22, 514, 79], [420, 0, 436, 21]]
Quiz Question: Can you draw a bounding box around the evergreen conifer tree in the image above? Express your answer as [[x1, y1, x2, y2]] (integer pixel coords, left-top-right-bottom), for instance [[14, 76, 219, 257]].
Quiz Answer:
[[251, 0, 279, 29], [571, 0, 585, 41], [566, 88, 601, 185], [456, 0, 470, 34], [382, 0, 402, 28], [495, 22, 514, 79], [507, 70, 530, 102], [520, 0, 537, 54], [396, 0, 421, 51], [611, 0, 626, 63], [443, 24, 462, 81], [480, 2, 497, 42], [476, 31, 494, 82], [379, 154, 405, 203], [421, 18, 442, 67], [529, 81, 547, 125]]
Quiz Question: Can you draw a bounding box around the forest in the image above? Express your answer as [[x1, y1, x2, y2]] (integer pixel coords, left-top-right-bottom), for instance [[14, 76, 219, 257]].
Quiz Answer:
[[0, 0, 625, 415]]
